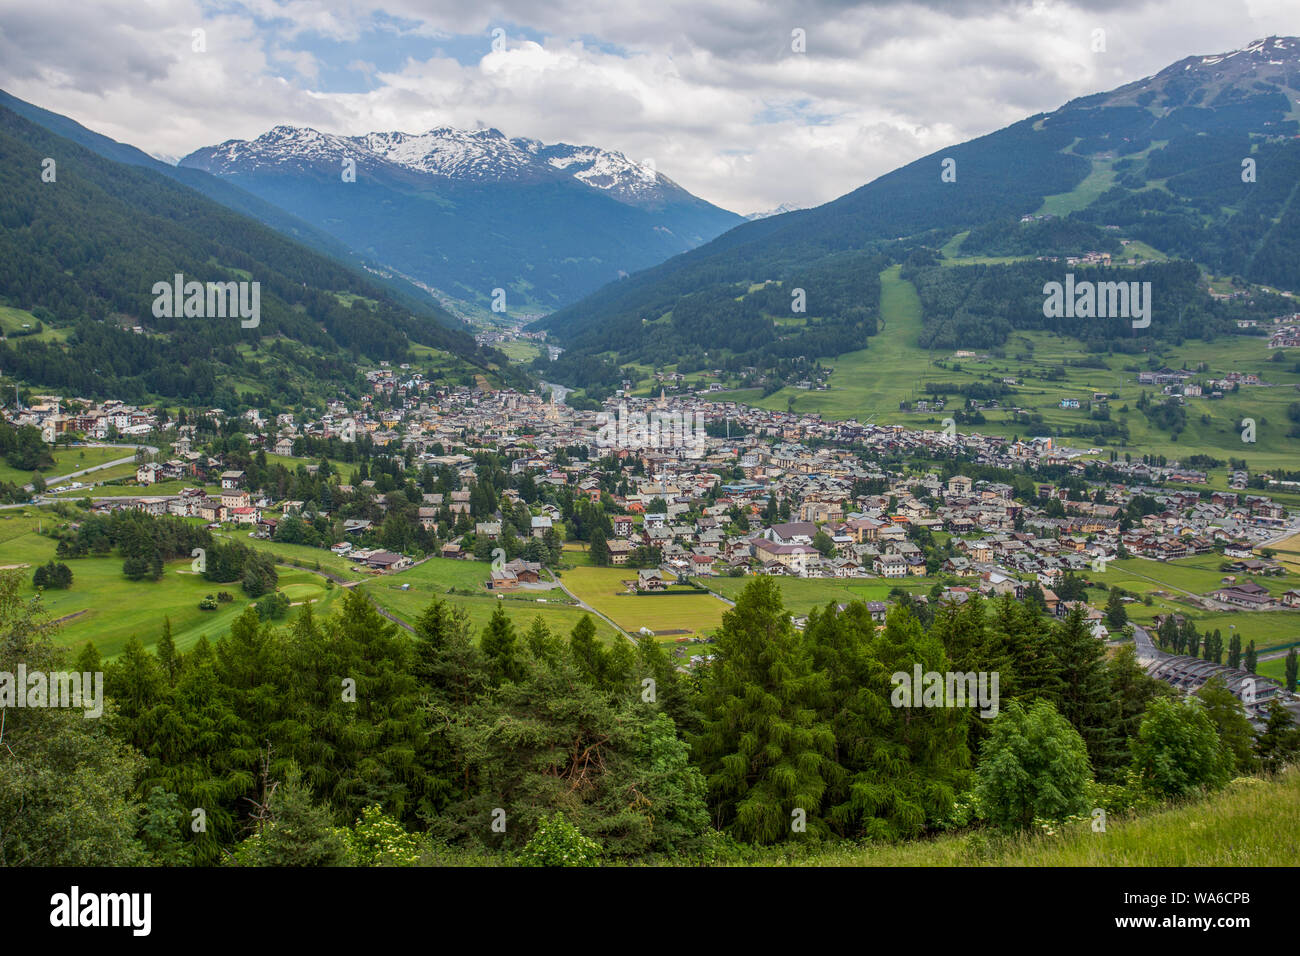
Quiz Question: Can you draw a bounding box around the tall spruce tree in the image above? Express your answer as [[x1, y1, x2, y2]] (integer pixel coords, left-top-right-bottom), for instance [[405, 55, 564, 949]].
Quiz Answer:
[[693, 576, 837, 844], [1045, 605, 1125, 781]]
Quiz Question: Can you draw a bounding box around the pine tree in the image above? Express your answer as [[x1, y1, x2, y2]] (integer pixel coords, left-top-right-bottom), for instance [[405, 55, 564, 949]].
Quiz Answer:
[[1045, 605, 1124, 781], [1203, 629, 1223, 665], [815, 600, 969, 839], [1104, 588, 1127, 630], [1255, 699, 1300, 773], [233, 764, 348, 867], [1285, 648, 1297, 694], [693, 576, 837, 843], [480, 602, 524, 685], [589, 533, 610, 567], [1228, 631, 1241, 669], [105, 635, 168, 750], [412, 598, 490, 816], [156, 617, 181, 686], [74, 640, 102, 675], [1108, 644, 1166, 752], [1245, 639, 1258, 674]]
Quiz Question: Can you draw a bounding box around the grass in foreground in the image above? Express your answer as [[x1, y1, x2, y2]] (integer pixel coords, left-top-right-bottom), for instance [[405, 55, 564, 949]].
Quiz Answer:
[[726, 771, 1299, 867]]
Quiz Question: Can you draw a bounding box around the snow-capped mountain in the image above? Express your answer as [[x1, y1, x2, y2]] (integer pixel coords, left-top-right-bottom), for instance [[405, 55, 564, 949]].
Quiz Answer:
[[179, 124, 743, 318], [184, 125, 689, 208], [745, 202, 804, 221]]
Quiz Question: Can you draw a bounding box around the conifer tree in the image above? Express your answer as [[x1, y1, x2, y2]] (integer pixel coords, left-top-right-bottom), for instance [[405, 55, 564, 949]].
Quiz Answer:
[[1255, 699, 1300, 773], [693, 576, 836, 844], [480, 602, 524, 685], [1045, 605, 1124, 781], [156, 617, 181, 687], [412, 598, 489, 814]]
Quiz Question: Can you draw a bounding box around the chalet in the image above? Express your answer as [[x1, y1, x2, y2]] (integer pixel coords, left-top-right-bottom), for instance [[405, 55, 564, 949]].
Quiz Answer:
[[504, 559, 542, 584], [637, 569, 667, 591], [361, 550, 411, 572]]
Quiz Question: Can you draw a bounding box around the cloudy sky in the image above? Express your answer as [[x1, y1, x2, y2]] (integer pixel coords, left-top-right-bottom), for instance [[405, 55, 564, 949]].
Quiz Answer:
[[0, 0, 1297, 214]]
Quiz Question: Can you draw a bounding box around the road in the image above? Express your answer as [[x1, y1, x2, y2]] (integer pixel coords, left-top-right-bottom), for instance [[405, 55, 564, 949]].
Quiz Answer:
[[24, 443, 158, 493], [1133, 624, 1164, 664]]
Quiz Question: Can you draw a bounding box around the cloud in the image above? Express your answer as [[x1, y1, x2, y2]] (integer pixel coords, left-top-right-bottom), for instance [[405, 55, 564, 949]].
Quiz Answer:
[[0, 0, 1295, 213]]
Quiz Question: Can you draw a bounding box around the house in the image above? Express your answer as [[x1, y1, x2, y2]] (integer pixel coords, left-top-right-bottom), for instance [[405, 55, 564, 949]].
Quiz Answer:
[[874, 554, 907, 578], [504, 559, 542, 584], [531, 516, 552, 538], [358, 550, 410, 572], [607, 538, 635, 566], [219, 470, 245, 490], [636, 569, 668, 591], [489, 569, 518, 590], [220, 489, 251, 510], [228, 506, 260, 525], [1210, 580, 1276, 609], [274, 437, 296, 457], [136, 463, 162, 486]]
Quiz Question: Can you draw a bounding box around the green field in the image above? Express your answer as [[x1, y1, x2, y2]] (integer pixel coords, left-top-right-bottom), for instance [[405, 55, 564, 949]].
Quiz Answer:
[[362, 554, 617, 642], [559, 565, 728, 639], [0, 444, 131, 487], [1097, 556, 1300, 653], [0, 513, 341, 658]]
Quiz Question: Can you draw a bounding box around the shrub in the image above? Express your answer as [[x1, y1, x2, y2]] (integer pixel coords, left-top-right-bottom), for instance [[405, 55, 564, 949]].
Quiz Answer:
[[516, 813, 601, 867]]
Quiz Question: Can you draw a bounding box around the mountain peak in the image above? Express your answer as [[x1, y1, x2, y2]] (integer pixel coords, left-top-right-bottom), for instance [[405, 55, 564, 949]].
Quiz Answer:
[[183, 123, 688, 204]]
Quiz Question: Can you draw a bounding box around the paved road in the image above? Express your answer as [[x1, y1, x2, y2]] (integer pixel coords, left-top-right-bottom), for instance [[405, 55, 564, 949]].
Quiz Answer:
[[25, 443, 158, 493], [1133, 624, 1164, 664]]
